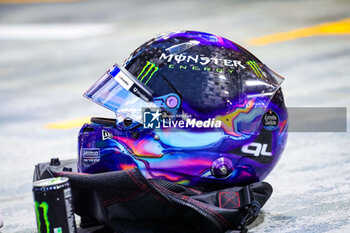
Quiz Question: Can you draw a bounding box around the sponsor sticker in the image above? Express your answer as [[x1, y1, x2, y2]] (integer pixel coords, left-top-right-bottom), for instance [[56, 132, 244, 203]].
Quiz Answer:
[[102, 130, 113, 140], [262, 109, 279, 131], [114, 69, 134, 90], [81, 148, 100, 163]]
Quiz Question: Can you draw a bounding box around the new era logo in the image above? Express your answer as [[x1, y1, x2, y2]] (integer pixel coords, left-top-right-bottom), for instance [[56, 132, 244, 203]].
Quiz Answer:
[[102, 130, 113, 140]]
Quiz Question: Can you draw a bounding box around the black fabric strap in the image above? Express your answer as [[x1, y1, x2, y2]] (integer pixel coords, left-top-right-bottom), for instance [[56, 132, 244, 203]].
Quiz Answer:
[[34, 159, 272, 233]]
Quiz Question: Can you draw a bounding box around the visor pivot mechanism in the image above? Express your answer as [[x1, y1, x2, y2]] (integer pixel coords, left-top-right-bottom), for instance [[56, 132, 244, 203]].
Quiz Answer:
[[166, 95, 179, 108], [211, 157, 233, 178], [219, 165, 228, 176]]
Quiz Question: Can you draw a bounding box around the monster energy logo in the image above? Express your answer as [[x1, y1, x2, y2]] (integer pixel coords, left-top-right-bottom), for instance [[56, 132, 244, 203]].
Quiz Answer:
[[35, 201, 50, 233], [137, 61, 159, 85], [246, 61, 264, 79]]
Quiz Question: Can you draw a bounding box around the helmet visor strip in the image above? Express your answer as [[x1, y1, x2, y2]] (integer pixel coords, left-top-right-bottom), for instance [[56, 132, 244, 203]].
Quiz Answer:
[[84, 64, 180, 125], [84, 64, 159, 124]]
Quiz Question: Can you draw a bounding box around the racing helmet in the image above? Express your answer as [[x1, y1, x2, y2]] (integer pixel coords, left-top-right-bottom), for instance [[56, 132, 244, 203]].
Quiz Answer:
[[78, 31, 288, 189]]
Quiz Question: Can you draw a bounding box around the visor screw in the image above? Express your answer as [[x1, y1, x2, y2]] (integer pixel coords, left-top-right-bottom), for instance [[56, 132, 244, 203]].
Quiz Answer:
[[219, 165, 228, 176], [123, 118, 133, 127], [211, 157, 233, 178], [131, 131, 140, 139], [154, 134, 160, 140], [166, 95, 179, 108]]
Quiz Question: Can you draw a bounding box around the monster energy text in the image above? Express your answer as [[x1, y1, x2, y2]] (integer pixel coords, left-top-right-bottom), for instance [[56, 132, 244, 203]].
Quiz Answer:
[[159, 53, 246, 68], [167, 63, 240, 74]]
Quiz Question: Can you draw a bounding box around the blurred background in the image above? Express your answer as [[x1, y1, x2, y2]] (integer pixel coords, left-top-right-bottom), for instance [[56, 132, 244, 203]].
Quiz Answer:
[[0, 0, 349, 232]]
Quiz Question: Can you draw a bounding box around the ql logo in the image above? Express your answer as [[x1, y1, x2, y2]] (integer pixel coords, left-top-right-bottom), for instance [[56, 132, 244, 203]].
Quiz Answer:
[[143, 109, 162, 129], [241, 142, 272, 157]]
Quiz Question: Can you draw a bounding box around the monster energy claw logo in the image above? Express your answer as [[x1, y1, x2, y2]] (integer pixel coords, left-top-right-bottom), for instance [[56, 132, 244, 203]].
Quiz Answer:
[[35, 201, 50, 233], [246, 60, 264, 79], [138, 61, 159, 85]]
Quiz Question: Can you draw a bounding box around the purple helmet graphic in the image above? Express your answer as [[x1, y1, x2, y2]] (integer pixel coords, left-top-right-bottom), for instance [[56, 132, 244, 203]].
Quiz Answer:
[[79, 31, 288, 189]]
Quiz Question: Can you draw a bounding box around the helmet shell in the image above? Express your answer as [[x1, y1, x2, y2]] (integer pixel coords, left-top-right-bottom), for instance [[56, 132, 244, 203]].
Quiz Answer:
[[78, 31, 288, 189]]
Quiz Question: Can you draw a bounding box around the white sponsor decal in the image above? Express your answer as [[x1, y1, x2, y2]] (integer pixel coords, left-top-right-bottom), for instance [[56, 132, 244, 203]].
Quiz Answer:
[[159, 53, 246, 68], [241, 142, 272, 157], [114, 70, 134, 90], [102, 130, 113, 140], [82, 148, 100, 163]]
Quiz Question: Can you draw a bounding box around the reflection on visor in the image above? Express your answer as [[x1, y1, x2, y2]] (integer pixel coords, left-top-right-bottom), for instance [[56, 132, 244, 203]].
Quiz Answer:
[[85, 64, 182, 125], [84, 65, 158, 123], [109, 65, 154, 102]]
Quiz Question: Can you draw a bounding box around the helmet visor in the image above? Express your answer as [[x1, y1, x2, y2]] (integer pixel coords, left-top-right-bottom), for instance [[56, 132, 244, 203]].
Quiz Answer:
[[84, 65, 158, 123]]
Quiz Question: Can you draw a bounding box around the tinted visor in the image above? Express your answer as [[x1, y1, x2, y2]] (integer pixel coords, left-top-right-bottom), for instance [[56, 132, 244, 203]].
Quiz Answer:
[[84, 65, 158, 123]]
